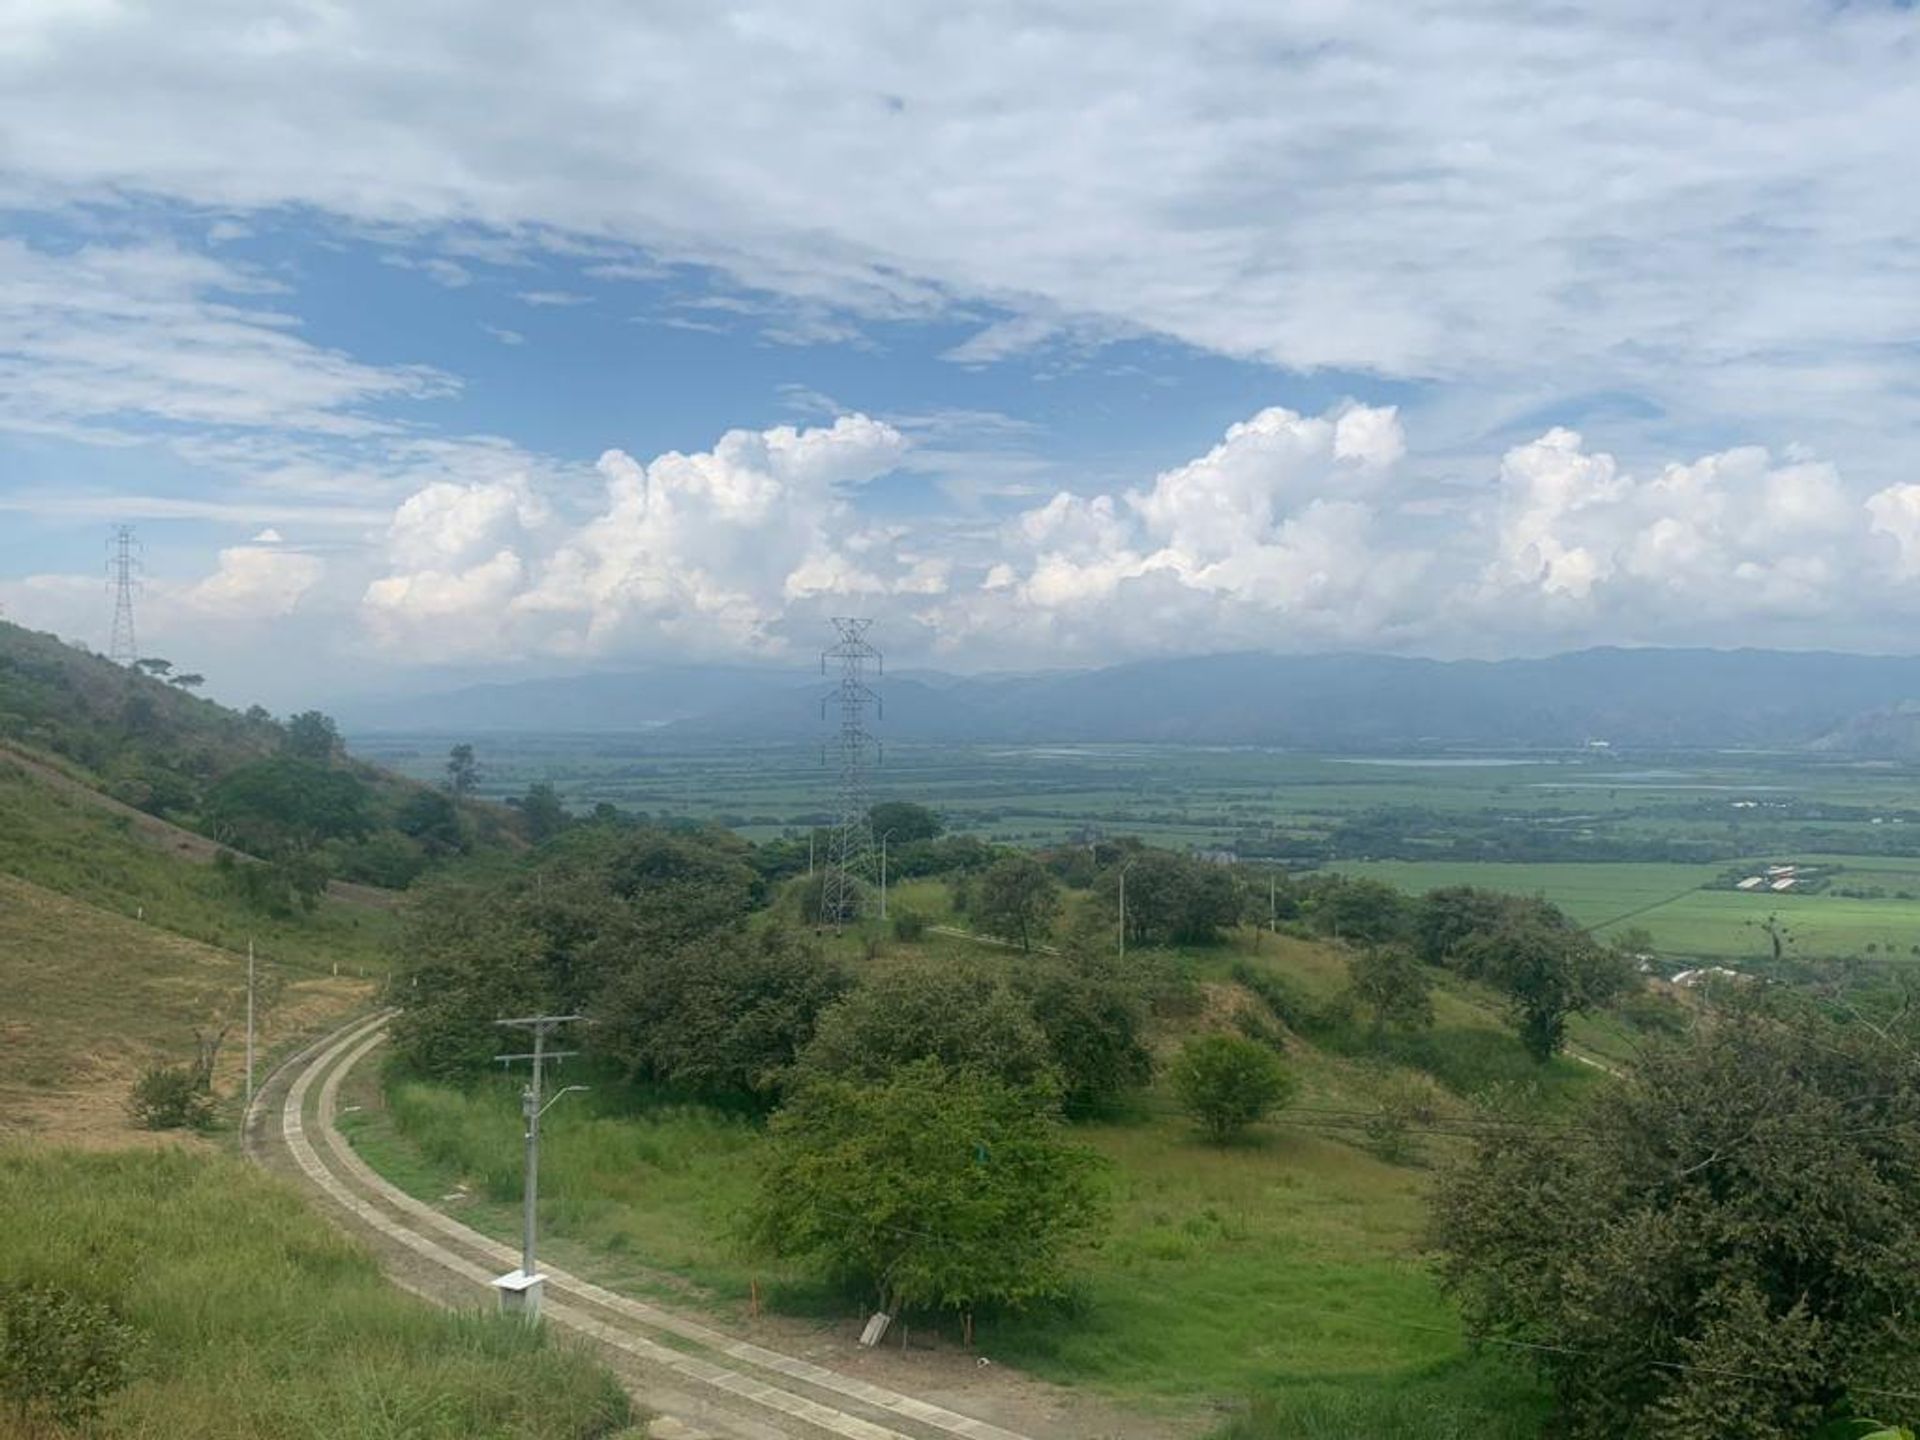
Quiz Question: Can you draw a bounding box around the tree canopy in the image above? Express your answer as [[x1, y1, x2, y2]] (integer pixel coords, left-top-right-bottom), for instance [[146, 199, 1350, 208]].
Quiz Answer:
[[748, 1060, 1107, 1319], [1433, 1002, 1920, 1439]]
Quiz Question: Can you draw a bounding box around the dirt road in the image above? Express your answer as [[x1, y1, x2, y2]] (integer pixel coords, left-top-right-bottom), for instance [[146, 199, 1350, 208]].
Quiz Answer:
[[244, 1014, 1174, 1440]]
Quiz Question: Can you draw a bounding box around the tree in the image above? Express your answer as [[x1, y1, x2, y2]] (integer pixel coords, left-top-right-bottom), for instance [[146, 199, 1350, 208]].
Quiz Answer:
[[973, 853, 1060, 952], [1169, 1033, 1295, 1143], [1433, 1004, 1920, 1439], [1098, 849, 1242, 947], [1457, 914, 1631, 1062], [445, 742, 479, 796], [594, 927, 850, 1101], [1347, 945, 1435, 1041], [167, 672, 205, 690], [519, 780, 569, 843], [283, 709, 339, 760], [204, 756, 370, 855], [868, 801, 943, 843], [748, 1060, 1107, 1321], [1311, 877, 1412, 946], [801, 967, 1059, 1093], [396, 786, 464, 856], [134, 657, 171, 677], [1013, 953, 1153, 1116]]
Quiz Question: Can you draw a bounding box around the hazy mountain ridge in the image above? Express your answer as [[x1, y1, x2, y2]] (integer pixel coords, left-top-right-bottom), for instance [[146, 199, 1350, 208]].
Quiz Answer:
[[344, 646, 1920, 752]]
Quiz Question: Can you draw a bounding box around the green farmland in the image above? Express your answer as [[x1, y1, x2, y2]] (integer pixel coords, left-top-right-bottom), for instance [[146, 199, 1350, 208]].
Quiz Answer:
[[351, 735, 1920, 960]]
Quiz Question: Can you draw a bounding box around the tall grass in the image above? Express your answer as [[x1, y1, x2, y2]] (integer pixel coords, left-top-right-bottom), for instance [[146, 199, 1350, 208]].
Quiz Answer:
[[0, 1146, 636, 1438]]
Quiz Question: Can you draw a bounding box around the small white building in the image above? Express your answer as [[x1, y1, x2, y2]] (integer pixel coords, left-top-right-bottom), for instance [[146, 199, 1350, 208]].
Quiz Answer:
[[1735, 876, 1765, 891]]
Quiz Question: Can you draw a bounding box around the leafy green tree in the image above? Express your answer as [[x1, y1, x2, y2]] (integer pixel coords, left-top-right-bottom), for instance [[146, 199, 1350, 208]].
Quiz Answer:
[[519, 780, 569, 842], [445, 742, 479, 796], [168, 672, 205, 690], [1457, 914, 1631, 1062], [868, 801, 943, 843], [748, 1060, 1107, 1319], [396, 786, 464, 856], [1347, 945, 1435, 1041], [134, 657, 171, 677], [1013, 953, 1152, 1116], [1169, 1033, 1295, 1143], [800, 967, 1058, 1093], [595, 927, 850, 1101], [1433, 1004, 1920, 1439], [0, 1280, 136, 1428], [204, 756, 370, 855], [283, 709, 339, 760], [1098, 849, 1242, 947], [972, 853, 1060, 952], [1311, 876, 1412, 945]]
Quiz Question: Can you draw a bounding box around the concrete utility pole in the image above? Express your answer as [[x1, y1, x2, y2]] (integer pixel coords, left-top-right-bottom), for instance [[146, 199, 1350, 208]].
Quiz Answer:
[[878, 829, 895, 923], [1118, 857, 1138, 961], [491, 1015, 585, 1319], [1269, 872, 1278, 934]]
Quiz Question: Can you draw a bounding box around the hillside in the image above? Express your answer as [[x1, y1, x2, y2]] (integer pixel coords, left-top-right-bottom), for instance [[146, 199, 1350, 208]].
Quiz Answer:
[[0, 872, 371, 1144]]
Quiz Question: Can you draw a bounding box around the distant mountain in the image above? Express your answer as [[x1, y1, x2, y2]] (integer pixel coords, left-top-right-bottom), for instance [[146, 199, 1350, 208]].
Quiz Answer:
[[344, 646, 1920, 752], [339, 664, 816, 732]]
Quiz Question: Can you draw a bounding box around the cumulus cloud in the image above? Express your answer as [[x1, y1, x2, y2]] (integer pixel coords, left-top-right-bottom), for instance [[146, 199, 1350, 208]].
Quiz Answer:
[[360, 414, 917, 658], [185, 543, 326, 617]]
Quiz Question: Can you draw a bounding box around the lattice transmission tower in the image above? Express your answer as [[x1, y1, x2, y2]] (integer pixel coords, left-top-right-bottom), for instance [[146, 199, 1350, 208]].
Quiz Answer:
[[819, 618, 881, 927], [106, 524, 142, 666]]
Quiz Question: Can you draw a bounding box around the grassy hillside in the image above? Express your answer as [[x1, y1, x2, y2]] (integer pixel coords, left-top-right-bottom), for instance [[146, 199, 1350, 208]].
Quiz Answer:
[[0, 871, 371, 1144], [347, 897, 1601, 1437], [0, 1146, 637, 1438]]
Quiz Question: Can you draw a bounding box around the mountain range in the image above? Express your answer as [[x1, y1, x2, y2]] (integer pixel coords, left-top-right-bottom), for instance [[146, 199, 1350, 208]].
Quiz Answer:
[[339, 647, 1920, 753]]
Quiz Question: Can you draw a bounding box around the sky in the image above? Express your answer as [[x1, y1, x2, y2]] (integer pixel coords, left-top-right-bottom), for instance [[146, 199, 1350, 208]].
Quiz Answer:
[[2, 0, 1919, 709]]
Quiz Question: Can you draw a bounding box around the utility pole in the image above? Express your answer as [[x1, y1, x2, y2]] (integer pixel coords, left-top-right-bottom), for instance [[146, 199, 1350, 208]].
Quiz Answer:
[[491, 1014, 585, 1319], [244, 938, 256, 1104], [106, 524, 141, 667], [1118, 857, 1137, 961], [1269, 872, 1277, 934], [878, 829, 894, 923]]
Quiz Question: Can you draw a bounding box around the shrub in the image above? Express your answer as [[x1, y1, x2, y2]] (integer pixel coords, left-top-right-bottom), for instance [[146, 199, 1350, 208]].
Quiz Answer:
[[799, 966, 1059, 1094], [890, 909, 929, 942], [128, 1063, 215, 1131], [1169, 1033, 1295, 1143], [0, 1279, 136, 1428]]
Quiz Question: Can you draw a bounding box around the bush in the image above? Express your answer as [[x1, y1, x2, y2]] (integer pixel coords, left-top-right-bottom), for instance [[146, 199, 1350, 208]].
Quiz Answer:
[[1169, 1033, 1295, 1143], [0, 1279, 136, 1428], [128, 1064, 215, 1130], [890, 909, 929, 942]]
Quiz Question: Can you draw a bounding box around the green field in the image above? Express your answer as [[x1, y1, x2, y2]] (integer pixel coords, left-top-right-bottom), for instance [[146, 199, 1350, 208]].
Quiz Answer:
[[349, 736, 1920, 959], [0, 1146, 635, 1438], [1329, 859, 1920, 960]]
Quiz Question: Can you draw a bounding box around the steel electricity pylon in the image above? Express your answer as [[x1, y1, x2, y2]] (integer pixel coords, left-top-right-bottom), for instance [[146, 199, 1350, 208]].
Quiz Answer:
[[106, 525, 141, 666], [819, 618, 881, 927]]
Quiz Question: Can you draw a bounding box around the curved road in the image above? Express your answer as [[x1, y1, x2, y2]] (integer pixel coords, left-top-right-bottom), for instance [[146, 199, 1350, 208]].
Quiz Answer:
[[245, 1012, 1043, 1440]]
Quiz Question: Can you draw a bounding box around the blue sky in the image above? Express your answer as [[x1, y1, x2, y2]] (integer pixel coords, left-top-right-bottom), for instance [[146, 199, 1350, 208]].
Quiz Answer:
[[3, 2, 1919, 709]]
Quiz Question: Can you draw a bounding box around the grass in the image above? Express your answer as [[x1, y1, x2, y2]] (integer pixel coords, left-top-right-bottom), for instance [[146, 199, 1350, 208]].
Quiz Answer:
[[0, 871, 369, 1142], [348, 924, 1562, 1433], [0, 1145, 637, 1438], [0, 760, 396, 977]]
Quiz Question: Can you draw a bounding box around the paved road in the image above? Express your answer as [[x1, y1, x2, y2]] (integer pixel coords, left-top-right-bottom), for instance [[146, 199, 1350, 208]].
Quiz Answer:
[[245, 1012, 1043, 1440]]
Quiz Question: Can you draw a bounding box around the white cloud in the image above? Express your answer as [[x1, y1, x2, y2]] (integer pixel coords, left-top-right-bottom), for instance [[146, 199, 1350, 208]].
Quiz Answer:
[[0, 239, 452, 444], [360, 414, 916, 658], [4, 2, 1917, 467], [186, 543, 325, 617]]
